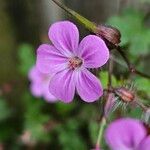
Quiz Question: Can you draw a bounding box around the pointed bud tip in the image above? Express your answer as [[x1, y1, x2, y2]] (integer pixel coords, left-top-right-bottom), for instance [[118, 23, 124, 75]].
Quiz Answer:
[[96, 25, 121, 48]]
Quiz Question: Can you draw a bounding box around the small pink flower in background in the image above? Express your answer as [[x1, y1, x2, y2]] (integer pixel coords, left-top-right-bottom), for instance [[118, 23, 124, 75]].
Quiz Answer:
[[28, 66, 57, 102], [36, 21, 109, 103], [105, 118, 150, 150]]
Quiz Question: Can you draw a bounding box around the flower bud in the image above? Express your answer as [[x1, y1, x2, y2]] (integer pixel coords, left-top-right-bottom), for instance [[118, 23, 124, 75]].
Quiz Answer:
[[104, 93, 116, 117], [115, 87, 135, 103], [96, 25, 121, 48]]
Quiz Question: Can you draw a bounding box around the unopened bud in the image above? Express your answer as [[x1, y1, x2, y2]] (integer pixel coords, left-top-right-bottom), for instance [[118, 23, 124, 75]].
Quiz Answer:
[[96, 25, 121, 48], [104, 93, 116, 117], [115, 87, 135, 103]]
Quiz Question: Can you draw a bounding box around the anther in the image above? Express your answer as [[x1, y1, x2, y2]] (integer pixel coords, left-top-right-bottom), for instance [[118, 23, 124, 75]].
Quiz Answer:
[[68, 57, 82, 69]]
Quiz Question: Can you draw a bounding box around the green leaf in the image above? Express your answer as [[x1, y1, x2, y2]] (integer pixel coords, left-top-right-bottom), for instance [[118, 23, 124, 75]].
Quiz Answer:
[[127, 107, 143, 119], [135, 77, 150, 95], [99, 71, 118, 88], [18, 44, 35, 75], [107, 9, 150, 56], [130, 30, 150, 56], [55, 102, 76, 116], [108, 9, 144, 46]]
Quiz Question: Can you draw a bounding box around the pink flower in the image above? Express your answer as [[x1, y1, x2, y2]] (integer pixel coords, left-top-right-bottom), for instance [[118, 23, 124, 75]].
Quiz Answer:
[[36, 21, 109, 103], [28, 66, 57, 102], [105, 118, 150, 150]]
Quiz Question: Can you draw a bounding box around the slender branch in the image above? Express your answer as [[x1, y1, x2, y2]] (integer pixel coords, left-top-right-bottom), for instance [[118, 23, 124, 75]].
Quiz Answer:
[[134, 69, 150, 79], [116, 46, 131, 69], [108, 58, 113, 88], [95, 117, 106, 149], [116, 46, 150, 79]]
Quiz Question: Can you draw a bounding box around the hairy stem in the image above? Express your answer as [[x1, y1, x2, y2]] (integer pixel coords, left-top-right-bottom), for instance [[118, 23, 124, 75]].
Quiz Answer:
[[95, 57, 114, 149], [116, 46, 150, 79]]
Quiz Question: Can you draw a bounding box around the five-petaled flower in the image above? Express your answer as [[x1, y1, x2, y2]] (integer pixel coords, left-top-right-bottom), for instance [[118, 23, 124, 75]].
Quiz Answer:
[[105, 118, 150, 150], [28, 66, 57, 102], [36, 21, 109, 103]]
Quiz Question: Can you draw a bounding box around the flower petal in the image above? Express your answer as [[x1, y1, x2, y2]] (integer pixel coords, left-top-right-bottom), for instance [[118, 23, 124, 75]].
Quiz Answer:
[[43, 79, 57, 102], [138, 136, 150, 150], [105, 118, 146, 150], [76, 68, 103, 102], [43, 90, 57, 103], [28, 66, 43, 97], [30, 83, 43, 97], [49, 21, 79, 57], [78, 35, 109, 68], [49, 69, 75, 103], [36, 44, 68, 74], [28, 66, 42, 82]]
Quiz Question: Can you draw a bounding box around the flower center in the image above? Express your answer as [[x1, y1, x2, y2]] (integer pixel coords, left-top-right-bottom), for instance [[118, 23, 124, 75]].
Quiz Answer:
[[68, 56, 83, 69]]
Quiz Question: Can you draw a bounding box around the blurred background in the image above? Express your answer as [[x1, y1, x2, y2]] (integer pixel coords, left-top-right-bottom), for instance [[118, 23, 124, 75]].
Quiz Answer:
[[0, 0, 150, 149]]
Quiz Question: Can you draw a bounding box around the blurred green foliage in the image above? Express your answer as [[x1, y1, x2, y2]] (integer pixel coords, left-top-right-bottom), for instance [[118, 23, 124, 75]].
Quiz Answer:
[[56, 119, 87, 150], [0, 98, 11, 121], [23, 93, 50, 143], [18, 44, 35, 75], [108, 9, 150, 57], [99, 71, 118, 88]]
